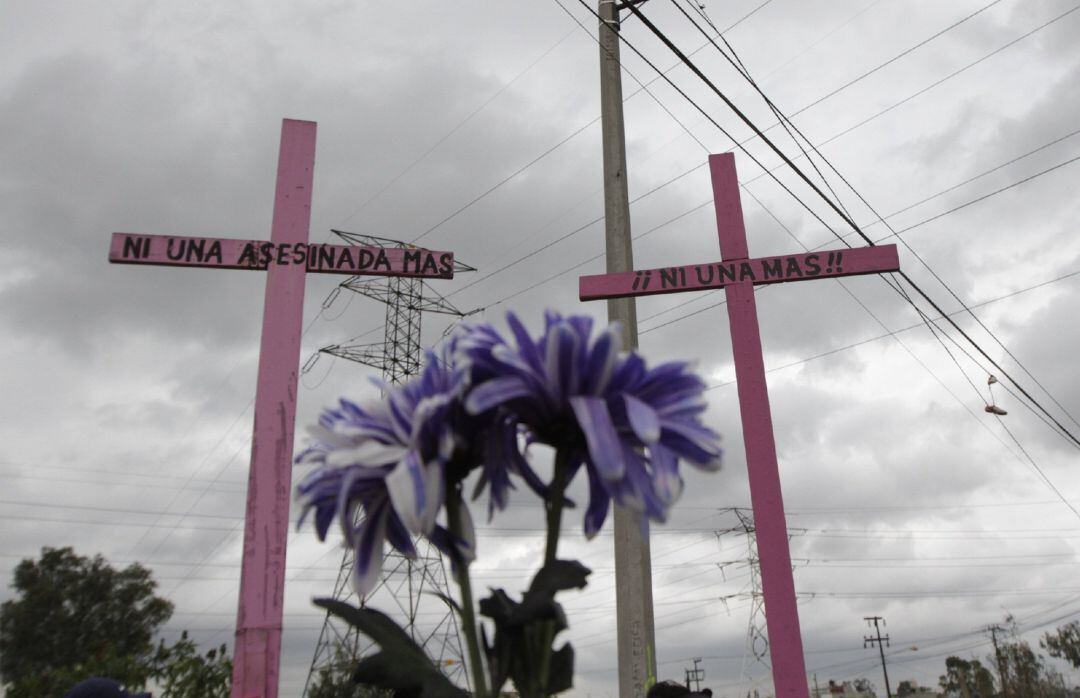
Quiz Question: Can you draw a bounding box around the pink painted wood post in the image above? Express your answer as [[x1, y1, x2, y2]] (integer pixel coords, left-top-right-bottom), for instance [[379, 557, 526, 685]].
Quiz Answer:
[[711, 153, 806, 698], [578, 153, 900, 698], [229, 118, 315, 698], [108, 119, 457, 698]]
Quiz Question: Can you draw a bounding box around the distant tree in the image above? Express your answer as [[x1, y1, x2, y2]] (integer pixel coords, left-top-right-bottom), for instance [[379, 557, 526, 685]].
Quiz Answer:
[[152, 630, 231, 698], [1042, 620, 1080, 669], [896, 680, 915, 696], [0, 547, 174, 697], [987, 615, 1067, 698], [938, 656, 995, 698], [998, 637, 1064, 698]]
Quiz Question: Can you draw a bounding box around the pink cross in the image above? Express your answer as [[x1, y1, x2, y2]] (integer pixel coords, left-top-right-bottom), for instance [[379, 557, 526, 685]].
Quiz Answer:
[[109, 119, 456, 698], [580, 153, 899, 698]]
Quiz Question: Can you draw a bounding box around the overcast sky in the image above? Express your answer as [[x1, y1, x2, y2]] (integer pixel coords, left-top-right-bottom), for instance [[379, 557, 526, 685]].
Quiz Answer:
[[3, 0, 1080, 695]]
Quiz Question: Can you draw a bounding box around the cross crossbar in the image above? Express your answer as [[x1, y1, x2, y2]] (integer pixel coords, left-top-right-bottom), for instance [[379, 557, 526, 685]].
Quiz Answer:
[[110, 232, 454, 277], [579, 245, 897, 300]]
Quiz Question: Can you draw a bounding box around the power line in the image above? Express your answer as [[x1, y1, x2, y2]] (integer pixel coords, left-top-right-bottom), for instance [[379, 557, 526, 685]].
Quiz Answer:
[[643, 151, 1080, 335], [674, 0, 1074, 434], [452, 0, 987, 304], [615, 0, 1080, 452], [350, 2, 1076, 336], [407, 0, 761, 248], [337, 28, 579, 228], [793, 0, 1004, 117], [800, 2, 1080, 152], [462, 125, 1080, 335], [885, 152, 1080, 239]]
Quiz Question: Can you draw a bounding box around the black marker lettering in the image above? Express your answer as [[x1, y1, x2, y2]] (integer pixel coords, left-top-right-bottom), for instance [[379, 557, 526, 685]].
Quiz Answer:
[[186, 238, 205, 262], [337, 247, 354, 270], [238, 243, 258, 267], [259, 242, 274, 266], [166, 238, 185, 261], [122, 236, 150, 260], [292, 243, 307, 265], [205, 240, 222, 264], [761, 258, 783, 280], [317, 245, 335, 270]]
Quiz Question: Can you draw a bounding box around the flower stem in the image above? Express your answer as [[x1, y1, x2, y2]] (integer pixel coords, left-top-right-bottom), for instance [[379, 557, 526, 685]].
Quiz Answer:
[[447, 487, 489, 698], [544, 449, 571, 565], [538, 449, 572, 696]]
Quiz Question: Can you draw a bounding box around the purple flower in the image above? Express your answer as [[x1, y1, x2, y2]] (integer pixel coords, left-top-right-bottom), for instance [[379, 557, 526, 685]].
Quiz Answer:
[[295, 347, 475, 595], [459, 311, 721, 536]]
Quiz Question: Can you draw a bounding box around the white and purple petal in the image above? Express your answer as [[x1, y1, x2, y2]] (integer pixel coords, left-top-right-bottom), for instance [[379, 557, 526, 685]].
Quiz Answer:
[[385, 451, 430, 536], [659, 420, 722, 470], [623, 394, 661, 444], [581, 326, 620, 396], [649, 443, 683, 506], [583, 464, 611, 539], [569, 396, 625, 480], [352, 504, 389, 596], [325, 440, 408, 469], [465, 376, 533, 415]]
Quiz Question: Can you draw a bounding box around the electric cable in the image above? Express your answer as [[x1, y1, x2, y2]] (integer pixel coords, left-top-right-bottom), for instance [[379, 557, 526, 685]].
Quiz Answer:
[[337, 29, 579, 229], [348, 1, 1076, 335], [609, 0, 1080, 450], [694, 15, 1080, 436]]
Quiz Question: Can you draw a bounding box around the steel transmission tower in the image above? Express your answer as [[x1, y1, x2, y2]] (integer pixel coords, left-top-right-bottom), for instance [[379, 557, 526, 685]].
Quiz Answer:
[[302, 231, 477, 695], [716, 507, 806, 698], [728, 508, 770, 691]]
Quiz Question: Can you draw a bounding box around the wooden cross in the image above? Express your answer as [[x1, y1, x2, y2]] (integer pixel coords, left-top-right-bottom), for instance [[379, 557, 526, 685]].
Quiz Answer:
[[108, 119, 456, 698], [579, 153, 900, 698]]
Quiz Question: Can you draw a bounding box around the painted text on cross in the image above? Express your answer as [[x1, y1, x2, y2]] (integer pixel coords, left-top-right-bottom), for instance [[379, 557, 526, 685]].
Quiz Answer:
[[110, 233, 455, 278], [579, 245, 899, 301]]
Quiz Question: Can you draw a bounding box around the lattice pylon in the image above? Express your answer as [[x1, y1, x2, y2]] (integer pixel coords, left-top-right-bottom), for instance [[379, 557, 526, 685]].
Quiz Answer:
[[732, 508, 770, 698], [714, 508, 771, 697], [302, 233, 475, 696]]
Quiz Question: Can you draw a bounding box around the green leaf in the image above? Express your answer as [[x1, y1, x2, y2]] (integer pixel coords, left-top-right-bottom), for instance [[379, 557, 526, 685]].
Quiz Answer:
[[314, 599, 426, 661], [427, 590, 463, 615], [546, 643, 575, 694], [481, 616, 510, 696], [313, 598, 467, 698], [476, 561, 590, 698], [527, 560, 591, 597], [478, 588, 517, 625]]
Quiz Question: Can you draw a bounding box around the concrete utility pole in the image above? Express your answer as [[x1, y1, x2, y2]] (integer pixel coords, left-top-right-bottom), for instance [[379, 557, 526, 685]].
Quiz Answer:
[[987, 624, 1009, 698], [863, 616, 892, 698], [597, 1, 656, 697], [684, 657, 705, 692]]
